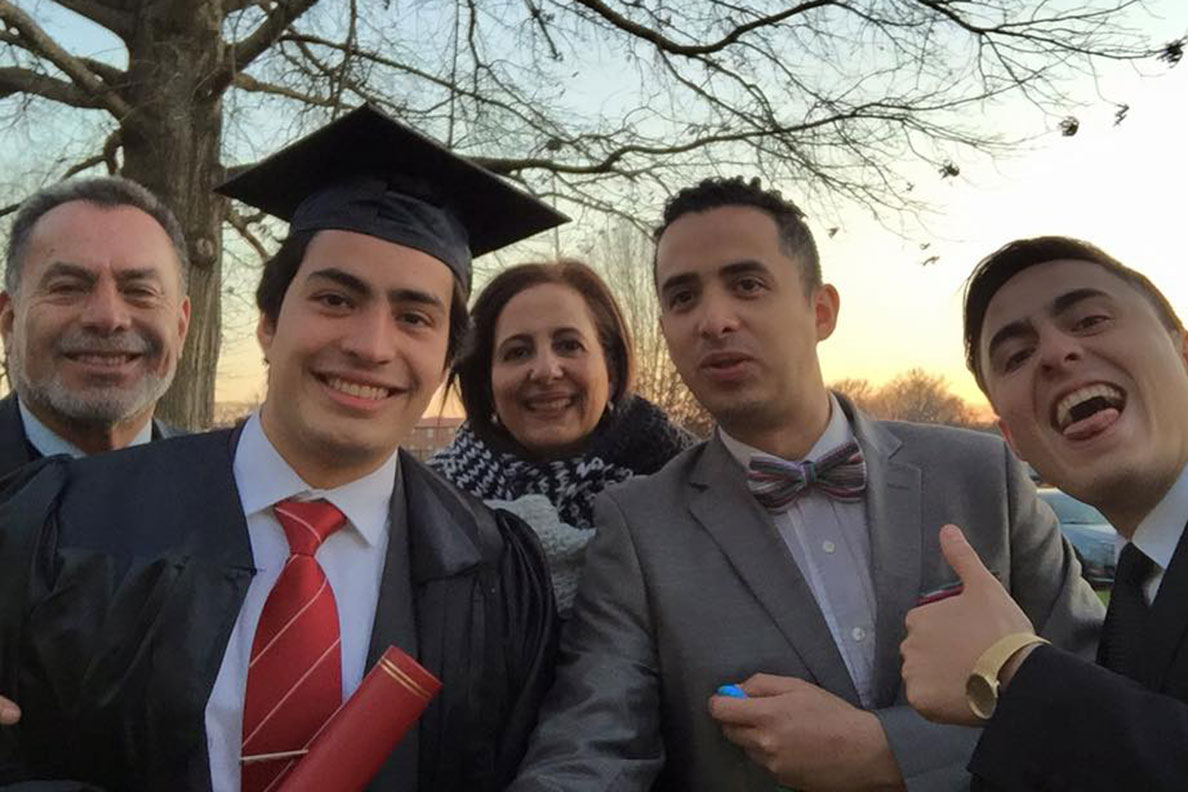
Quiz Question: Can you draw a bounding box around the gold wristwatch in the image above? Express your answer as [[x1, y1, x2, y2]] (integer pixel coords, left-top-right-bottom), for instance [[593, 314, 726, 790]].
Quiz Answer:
[[966, 632, 1050, 720]]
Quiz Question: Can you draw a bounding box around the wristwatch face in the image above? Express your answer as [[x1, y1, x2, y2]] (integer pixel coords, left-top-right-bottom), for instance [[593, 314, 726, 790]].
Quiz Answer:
[[966, 673, 998, 720]]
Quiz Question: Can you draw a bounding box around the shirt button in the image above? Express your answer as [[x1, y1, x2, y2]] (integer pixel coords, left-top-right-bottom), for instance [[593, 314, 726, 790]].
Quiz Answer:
[[851, 627, 866, 642], [823, 540, 836, 553]]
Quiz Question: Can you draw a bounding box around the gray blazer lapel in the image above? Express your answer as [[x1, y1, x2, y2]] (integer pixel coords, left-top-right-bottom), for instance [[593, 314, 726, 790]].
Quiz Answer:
[[688, 435, 861, 705], [843, 399, 923, 706]]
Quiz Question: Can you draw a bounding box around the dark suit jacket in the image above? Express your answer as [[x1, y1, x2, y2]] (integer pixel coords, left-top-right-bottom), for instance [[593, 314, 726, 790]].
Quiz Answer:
[[0, 394, 178, 478], [0, 429, 557, 792], [969, 515, 1188, 790], [513, 396, 1103, 792]]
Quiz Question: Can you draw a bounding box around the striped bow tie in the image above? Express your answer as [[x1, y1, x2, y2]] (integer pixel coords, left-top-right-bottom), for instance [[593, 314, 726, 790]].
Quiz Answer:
[[747, 439, 866, 511]]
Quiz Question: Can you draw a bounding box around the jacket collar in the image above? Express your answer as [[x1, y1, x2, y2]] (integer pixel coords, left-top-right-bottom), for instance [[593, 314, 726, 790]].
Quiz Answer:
[[0, 393, 36, 476], [686, 392, 921, 707], [399, 449, 489, 582]]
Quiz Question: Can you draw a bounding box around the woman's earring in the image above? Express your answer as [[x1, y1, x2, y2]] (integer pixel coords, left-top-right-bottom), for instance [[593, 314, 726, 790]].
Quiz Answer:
[[605, 399, 615, 414], [491, 411, 501, 426]]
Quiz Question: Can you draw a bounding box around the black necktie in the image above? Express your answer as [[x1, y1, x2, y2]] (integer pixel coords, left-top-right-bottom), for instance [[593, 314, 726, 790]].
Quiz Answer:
[[1099, 542, 1155, 682]]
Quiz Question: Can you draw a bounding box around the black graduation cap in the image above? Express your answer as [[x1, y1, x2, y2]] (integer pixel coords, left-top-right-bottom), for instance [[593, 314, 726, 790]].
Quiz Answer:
[[217, 104, 568, 294]]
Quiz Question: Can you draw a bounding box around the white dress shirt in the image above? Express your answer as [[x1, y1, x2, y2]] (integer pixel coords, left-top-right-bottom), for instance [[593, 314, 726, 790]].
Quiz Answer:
[[19, 397, 153, 457], [205, 412, 396, 792], [720, 393, 878, 707], [1126, 459, 1188, 604]]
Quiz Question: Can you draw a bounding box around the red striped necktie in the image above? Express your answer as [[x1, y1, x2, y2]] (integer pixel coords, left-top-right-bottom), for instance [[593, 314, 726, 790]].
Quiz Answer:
[[241, 498, 347, 792]]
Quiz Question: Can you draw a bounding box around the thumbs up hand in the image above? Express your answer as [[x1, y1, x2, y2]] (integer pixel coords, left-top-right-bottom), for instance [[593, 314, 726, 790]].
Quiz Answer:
[[901, 525, 1036, 726]]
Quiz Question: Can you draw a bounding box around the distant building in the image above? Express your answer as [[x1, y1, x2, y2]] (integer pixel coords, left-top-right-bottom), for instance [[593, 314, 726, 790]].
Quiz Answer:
[[405, 415, 464, 461]]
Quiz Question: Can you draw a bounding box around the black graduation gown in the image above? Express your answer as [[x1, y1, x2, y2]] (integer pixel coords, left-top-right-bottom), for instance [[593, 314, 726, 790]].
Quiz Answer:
[[0, 429, 557, 791]]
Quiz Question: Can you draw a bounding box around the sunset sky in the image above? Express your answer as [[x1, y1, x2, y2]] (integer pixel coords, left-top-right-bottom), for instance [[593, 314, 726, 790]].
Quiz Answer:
[[7, 1, 1187, 419], [216, 38, 1188, 415]]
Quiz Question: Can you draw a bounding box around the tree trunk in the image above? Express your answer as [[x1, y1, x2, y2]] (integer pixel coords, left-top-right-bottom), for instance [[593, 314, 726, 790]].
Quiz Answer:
[[119, 0, 226, 430]]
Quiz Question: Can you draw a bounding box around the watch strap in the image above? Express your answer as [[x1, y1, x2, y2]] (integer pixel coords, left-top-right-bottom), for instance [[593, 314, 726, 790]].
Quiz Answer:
[[967, 632, 1050, 720]]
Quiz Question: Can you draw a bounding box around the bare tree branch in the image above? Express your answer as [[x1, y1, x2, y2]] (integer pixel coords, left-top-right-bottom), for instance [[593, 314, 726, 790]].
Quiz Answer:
[[218, 0, 322, 89], [0, 1, 130, 117], [0, 66, 104, 107], [226, 207, 270, 260], [61, 153, 106, 178], [0, 131, 124, 218], [224, 0, 266, 12], [330, 0, 359, 111], [53, 0, 134, 40], [0, 0, 1163, 429], [567, 0, 838, 56], [102, 128, 121, 173], [278, 32, 570, 144], [79, 57, 125, 87], [233, 71, 336, 106], [1, 33, 127, 89]]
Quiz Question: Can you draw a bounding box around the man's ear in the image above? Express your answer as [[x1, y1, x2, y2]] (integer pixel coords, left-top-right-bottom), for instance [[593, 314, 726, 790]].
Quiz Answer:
[[996, 417, 1022, 459], [256, 312, 276, 364], [814, 283, 840, 342]]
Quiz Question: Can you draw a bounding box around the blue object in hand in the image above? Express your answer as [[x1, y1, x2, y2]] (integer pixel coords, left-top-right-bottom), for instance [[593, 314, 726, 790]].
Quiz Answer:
[[717, 684, 748, 699]]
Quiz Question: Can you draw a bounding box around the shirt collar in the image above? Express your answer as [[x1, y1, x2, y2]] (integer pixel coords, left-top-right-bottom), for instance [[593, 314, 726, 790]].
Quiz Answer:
[[18, 396, 153, 458], [720, 392, 854, 469], [233, 411, 397, 548], [1128, 459, 1188, 573]]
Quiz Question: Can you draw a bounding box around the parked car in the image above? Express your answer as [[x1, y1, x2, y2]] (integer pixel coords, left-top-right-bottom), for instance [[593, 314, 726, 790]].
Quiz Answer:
[[1038, 487, 1116, 589]]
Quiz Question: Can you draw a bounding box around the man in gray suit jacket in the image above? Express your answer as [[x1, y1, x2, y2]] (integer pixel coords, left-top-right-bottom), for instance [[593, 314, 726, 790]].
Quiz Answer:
[[511, 177, 1104, 791]]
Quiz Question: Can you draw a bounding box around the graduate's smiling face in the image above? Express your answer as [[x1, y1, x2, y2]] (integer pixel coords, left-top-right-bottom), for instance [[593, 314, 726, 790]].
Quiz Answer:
[[258, 229, 453, 487]]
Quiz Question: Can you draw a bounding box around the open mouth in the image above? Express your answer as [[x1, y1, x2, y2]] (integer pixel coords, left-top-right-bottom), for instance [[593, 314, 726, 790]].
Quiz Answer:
[[319, 374, 394, 401], [1053, 383, 1126, 435]]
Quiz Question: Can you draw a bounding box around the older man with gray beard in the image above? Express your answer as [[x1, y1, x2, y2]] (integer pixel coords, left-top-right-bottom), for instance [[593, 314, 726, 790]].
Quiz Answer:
[[0, 175, 191, 476]]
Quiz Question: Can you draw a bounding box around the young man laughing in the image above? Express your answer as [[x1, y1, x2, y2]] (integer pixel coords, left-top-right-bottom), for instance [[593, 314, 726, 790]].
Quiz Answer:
[[901, 236, 1188, 790]]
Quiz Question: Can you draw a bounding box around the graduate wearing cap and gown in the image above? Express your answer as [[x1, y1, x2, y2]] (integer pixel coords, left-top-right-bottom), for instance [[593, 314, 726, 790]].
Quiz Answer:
[[0, 106, 564, 792]]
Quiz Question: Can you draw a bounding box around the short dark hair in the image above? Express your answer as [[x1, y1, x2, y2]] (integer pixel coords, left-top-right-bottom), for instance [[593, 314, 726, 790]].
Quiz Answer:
[[255, 230, 470, 365], [654, 176, 821, 289], [5, 175, 190, 294], [964, 235, 1184, 391], [450, 259, 634, 447]]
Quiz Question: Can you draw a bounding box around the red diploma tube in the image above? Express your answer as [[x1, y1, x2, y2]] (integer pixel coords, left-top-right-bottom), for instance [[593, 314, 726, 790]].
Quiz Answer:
[[276, 646, 442, 792]]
